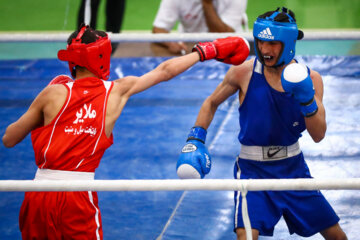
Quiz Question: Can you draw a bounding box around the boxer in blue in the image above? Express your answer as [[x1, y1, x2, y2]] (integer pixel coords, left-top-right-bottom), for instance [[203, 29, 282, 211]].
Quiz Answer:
[[177, 7, 347, 240]]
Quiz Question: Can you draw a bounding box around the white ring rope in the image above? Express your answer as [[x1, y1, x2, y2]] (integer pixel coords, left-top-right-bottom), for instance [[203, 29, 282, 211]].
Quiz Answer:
[[0, 31, 360, 42], [1, 178, 360, 192]]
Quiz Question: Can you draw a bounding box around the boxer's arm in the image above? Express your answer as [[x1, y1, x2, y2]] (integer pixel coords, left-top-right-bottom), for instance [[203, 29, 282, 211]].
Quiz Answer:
[[116, 52, 200, 97], [2, 88, 48, 147], [304, 71, 326, 142], [2, 74, 72, 147], [116, 37, 249, 97], [176, 85, 230, 179], [195, 81, 237, 130], [177, 64, 248, 179], [281, 64, 326, 142], [195, 65, 245, 129]]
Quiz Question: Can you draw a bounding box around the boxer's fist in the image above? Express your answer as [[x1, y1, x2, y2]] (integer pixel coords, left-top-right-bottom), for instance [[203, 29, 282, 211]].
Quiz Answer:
[[177, 127, 211, 179], [48, 75, 74, 85], [177, 140, 211, 179], [192, 36, 250, 65], [214, 36, 250, 65], [281, 63, 318, 117]]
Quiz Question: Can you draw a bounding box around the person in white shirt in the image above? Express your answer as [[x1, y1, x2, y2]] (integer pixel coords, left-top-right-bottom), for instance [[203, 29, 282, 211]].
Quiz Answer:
[[152, 0, 248, 54]]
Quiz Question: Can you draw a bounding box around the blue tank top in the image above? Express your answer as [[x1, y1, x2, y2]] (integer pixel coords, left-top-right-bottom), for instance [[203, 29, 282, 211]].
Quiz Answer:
[[238, 59, 306, 146]]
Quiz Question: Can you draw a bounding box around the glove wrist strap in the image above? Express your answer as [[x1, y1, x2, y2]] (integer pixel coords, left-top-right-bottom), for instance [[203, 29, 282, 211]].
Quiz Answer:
[[192, 42, 217, 62], [300, 98, 318, 117], [187, 126, 207, 144]]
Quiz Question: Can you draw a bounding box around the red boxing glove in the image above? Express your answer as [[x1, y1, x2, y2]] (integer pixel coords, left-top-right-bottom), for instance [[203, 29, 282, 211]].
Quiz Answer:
[[214, 36, 250, 65], [192, 36, 250, 65], [48, 75, 74, 85]]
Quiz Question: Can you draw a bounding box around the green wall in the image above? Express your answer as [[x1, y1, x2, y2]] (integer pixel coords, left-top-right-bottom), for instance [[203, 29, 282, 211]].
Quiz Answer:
[[0, 0, 359, 31]]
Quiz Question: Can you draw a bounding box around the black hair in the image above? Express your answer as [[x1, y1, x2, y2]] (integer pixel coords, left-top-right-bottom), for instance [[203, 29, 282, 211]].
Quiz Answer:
[[67, 23, 107, 45], [258, 7, 296, 22], [258, 7, 303, 40]]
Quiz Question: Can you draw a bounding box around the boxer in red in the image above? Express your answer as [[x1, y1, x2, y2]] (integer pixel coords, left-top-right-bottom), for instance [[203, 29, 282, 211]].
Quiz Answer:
[[2, 24, 250, 239]]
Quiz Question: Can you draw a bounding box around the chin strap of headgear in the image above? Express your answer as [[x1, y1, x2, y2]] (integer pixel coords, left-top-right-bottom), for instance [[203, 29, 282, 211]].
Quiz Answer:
[[57, 25, 112, 80]]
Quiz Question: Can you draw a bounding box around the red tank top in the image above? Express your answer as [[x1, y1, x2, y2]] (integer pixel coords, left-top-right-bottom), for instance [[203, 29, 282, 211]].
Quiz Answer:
[[31, 77, 114, 172]]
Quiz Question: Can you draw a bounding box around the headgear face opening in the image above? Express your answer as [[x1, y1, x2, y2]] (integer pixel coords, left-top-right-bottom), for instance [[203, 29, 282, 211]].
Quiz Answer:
[[57, 25, 112, 80], [253, 8, 303, 67]]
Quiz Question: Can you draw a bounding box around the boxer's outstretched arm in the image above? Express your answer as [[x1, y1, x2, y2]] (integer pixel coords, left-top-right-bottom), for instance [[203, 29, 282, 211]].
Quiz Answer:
[[118, 36, 250, 97], [116, 52, 200, 98]]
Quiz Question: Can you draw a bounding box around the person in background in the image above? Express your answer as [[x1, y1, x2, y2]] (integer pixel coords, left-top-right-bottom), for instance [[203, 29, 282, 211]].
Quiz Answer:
[[2, 24, 250, 239], [176, 7, 348, 240], [152, 0, 248, 55], [77, 0, 126, 53]]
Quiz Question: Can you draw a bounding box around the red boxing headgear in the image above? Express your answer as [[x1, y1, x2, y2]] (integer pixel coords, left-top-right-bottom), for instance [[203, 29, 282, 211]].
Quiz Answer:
[[57, 25, 112, 80]]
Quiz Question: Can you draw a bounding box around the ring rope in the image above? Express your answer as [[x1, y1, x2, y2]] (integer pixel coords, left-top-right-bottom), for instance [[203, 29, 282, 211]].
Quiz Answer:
[[0, 31, 360, 42], [0, 178, 360, 192], [4, 177, 359, 240]]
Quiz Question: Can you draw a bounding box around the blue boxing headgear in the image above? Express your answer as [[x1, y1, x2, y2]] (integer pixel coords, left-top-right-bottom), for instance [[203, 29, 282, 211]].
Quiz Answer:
[[253, 7, 303, 67]]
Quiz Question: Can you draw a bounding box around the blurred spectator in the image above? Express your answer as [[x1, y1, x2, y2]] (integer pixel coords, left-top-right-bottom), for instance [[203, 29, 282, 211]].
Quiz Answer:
[[77, 0, 126, 53], [152, 0, 248, 55]]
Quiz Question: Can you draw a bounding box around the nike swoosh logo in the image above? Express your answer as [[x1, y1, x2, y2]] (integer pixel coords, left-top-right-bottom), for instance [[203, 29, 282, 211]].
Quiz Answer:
[[267, 147, 284, 158]]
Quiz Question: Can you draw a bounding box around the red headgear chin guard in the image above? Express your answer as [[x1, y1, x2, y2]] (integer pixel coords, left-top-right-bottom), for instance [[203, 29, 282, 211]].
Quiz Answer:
[[57, 25, 112, 80]]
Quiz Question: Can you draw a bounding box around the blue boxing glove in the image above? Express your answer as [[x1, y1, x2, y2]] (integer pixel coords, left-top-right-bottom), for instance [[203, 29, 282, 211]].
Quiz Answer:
[[177, 127, 211, 179], [281, 63, 318, 117]]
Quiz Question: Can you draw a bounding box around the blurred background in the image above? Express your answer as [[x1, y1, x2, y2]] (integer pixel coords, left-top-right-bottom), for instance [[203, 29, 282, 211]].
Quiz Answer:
[[1, 0, 359, 59], [1, 0, 359, 31]]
